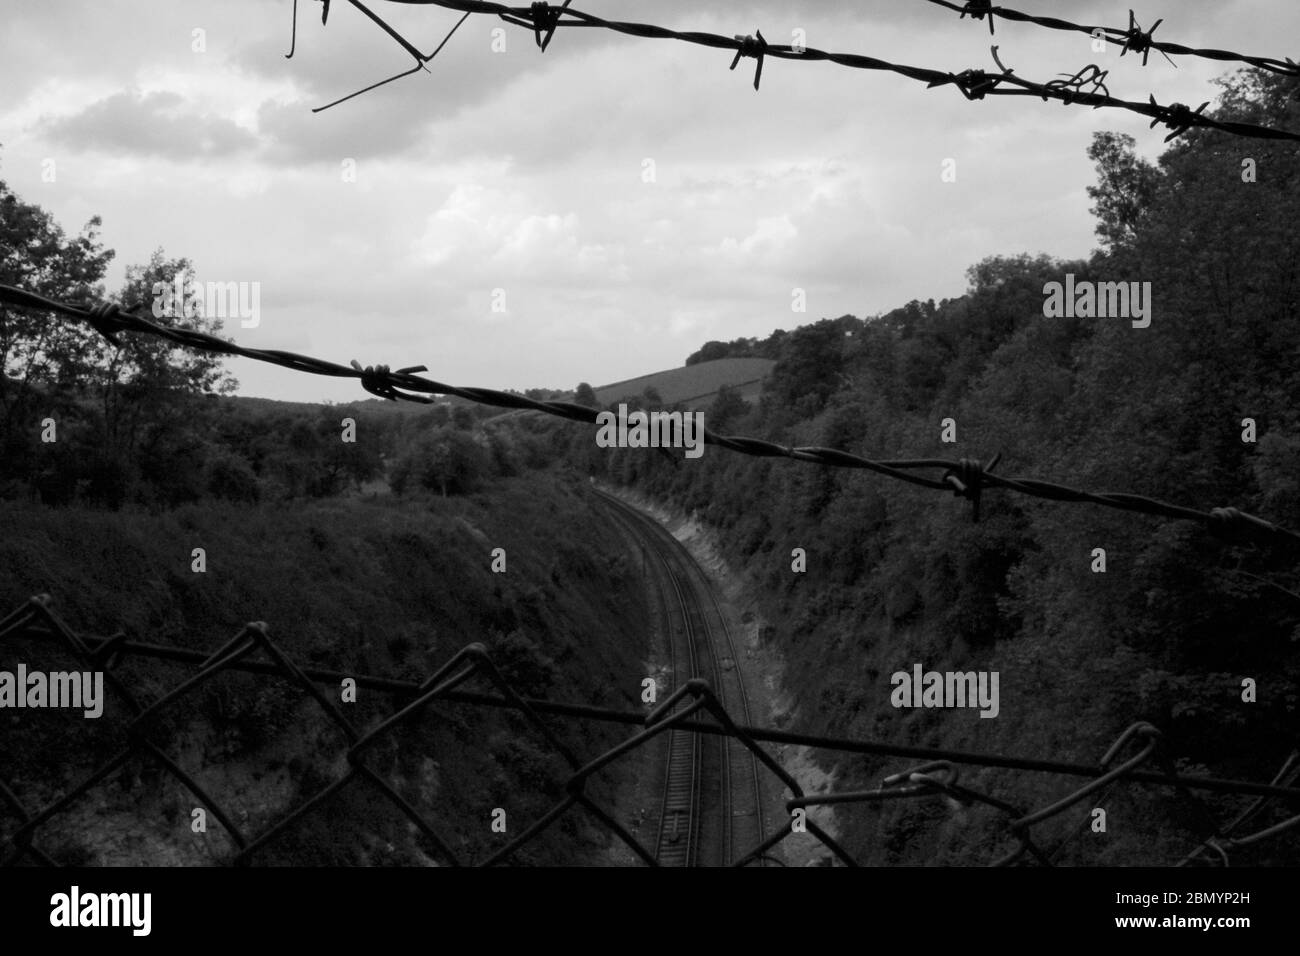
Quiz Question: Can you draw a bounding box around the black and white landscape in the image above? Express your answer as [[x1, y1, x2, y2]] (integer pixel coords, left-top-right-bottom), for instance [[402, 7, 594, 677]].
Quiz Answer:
[[1, 0, 1297, 917]]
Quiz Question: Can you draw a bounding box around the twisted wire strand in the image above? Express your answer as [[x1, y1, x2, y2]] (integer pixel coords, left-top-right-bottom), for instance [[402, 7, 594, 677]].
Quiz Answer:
[[299, 0, 1300, 141], [923, 0, 1300, 78], [3, 283, 1298, 550]]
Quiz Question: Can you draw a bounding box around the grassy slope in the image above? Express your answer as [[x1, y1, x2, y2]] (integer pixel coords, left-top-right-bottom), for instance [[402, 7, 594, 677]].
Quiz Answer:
[[594, 358, 774, 407], [0, 472, 648, 865]]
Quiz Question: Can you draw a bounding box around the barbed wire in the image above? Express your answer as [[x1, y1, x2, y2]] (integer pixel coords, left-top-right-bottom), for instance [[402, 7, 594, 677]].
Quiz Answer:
[[290, 0, 1300, 141], [3, 282, 1299, 553], [924, 0, 1300, 78], [3, 595, 1297, 866]]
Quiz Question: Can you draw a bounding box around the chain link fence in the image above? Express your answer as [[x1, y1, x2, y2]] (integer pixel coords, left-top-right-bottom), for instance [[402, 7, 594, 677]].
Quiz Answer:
[[4, 594, 1298, 866]]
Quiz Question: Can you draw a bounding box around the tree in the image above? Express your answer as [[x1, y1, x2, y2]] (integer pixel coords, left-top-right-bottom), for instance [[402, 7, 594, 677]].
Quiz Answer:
[[573, 382, 598, 407], [64, 251, 238, 504], [391, 426, 488, 497], [99, 251, 237, 445], [706, 384, 750, 432], [0, 167, 115, 488], [206, 450, 260, 502], [1085, 132, 1161, 257], [317, 407, 382, 495], [763, 319, 845, 413], [451, 403, 476, 430], [685, 340, 729, 366]]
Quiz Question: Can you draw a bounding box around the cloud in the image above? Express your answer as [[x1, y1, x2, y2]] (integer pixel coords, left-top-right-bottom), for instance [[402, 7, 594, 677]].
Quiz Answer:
[[255, 92, 434, 163], [411, 183, 626, 285], [38, 88, 257, 160]]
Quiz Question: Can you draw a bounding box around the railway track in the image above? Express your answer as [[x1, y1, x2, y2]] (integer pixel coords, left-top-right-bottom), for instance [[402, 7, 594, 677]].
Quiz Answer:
[[595, 488, 768, 866]]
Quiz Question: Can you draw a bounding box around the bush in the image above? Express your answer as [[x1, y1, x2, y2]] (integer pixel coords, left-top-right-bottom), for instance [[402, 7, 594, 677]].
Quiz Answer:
[[207, 452, 260, 502], [391, 427, 488, 497]]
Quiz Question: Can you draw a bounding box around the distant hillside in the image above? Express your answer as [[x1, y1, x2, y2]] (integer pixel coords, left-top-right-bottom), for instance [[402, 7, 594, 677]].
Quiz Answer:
[[593, 358, 774, 408], [223, 395, 350, 416], [221, 356, 773, 419], [227, 391, 559, 417]]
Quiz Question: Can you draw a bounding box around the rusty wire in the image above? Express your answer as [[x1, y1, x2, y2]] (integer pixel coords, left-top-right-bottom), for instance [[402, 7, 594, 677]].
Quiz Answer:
[[3, 595, 1297, 866], [3, 282, 1299, 553], [287, 0, 1300, 141]]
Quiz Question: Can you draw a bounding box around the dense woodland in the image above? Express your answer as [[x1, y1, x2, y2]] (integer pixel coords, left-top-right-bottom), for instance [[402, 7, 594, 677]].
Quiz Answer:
[[2, 68, 1298, 864], [566, 69, 1300, 864]]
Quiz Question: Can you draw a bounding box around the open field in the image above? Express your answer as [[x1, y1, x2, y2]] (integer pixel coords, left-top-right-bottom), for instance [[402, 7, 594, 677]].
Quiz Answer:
[[594, 358, 774, 408]]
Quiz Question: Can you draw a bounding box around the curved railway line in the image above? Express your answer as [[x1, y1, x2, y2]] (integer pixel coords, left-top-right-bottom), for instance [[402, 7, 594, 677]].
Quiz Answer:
[[595, 488, 768, 867]]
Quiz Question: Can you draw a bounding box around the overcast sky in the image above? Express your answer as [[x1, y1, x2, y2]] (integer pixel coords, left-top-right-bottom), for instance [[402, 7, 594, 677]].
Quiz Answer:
[[2, 0, 1294, 401]]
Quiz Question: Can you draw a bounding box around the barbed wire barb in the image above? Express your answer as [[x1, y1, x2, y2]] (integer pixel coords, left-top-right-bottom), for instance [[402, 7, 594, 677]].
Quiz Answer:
[[1119, 9, 1176, 69], [730, 30, 768, 90]]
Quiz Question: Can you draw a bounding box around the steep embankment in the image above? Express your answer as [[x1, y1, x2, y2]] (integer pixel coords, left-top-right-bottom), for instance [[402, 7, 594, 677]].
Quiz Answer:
[[0, 472, 648, 865], [608, 467, 1294, 866]]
